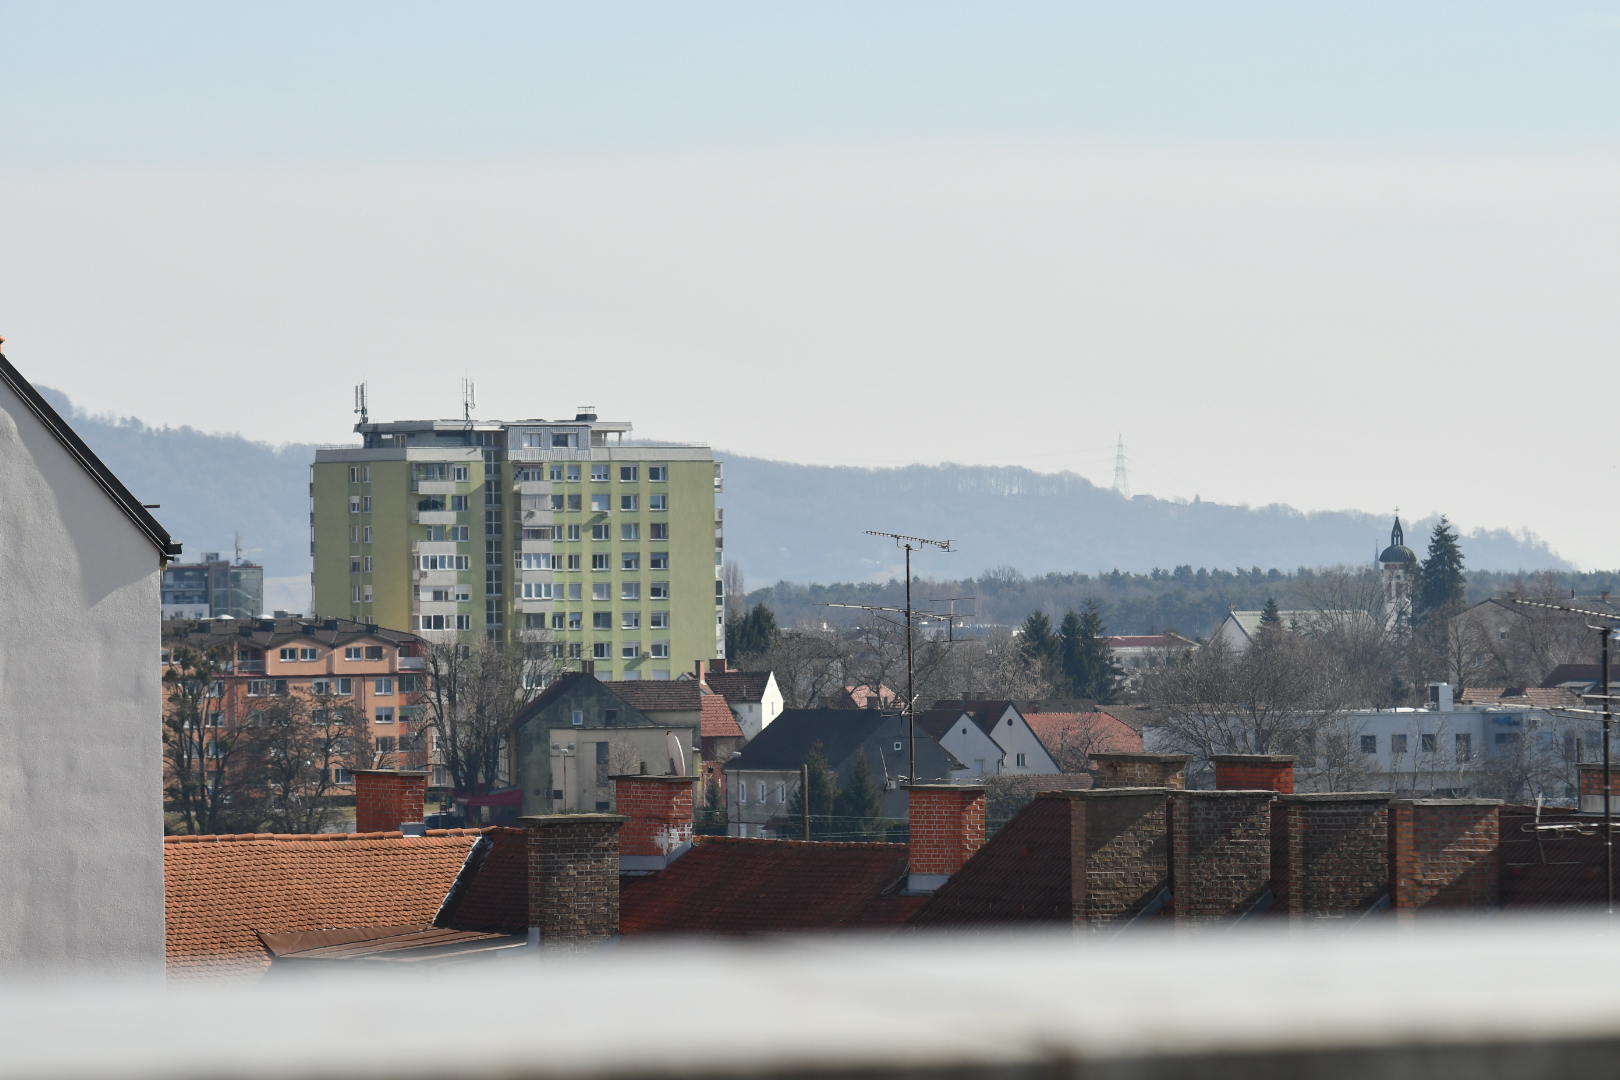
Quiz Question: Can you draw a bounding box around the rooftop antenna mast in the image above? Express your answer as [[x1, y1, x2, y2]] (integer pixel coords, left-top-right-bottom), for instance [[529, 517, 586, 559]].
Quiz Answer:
[[354, 382, 368, 426], [234, 532, 242, 566], [825, 532, 954, 788], [1112, 434, 1130, 499], [461, 378, 476, 422], [1512, 597, 1620, 916]]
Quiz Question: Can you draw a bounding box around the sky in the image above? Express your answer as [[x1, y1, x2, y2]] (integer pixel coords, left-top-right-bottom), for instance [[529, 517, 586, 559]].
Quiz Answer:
[[3, 3, 1620, 566]]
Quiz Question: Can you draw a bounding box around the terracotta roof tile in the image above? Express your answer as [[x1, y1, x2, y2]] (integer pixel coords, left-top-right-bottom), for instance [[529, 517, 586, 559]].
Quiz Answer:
[[908, 795, 1075, 926], [701, 695, 744, 738], [164, 830, 485, 980], [433, 827, 528, 933], [1457, 686, 1582, 710], [1024, 712, 1143, 760], [619, 837, 916, 934]]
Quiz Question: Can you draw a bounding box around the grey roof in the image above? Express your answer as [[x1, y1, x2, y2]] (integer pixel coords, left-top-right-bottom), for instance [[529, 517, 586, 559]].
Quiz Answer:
[[164, 616, 422, 650], [602, 681, 704, 713], [704, 671, 773, 704], [725, 710, 962, 777]]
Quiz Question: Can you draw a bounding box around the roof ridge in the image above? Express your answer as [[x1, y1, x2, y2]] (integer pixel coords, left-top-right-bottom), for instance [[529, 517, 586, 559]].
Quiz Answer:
[[698, 836, 906, 851], [164, 828, 497, 844]]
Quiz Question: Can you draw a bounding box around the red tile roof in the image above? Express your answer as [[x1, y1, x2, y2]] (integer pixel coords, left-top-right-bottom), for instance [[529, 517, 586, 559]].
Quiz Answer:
[[1456, 686, 1582, 710], [433, 826, 529, 933], [1024, 711, 1143, 764], [619, 836, 922, 934], [908, 795, 1075, 926], [163, 828, 490, 979], [701, 694, 744, 738]]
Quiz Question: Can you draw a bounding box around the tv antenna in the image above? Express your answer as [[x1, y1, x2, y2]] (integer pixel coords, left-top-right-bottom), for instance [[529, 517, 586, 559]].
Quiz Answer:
[[353, 382, 368, 425], [1112, 433, 1130, 498], [461, 378, 476, 422], [1512, 597, 1620, 915], [823, 532, 955, 788]]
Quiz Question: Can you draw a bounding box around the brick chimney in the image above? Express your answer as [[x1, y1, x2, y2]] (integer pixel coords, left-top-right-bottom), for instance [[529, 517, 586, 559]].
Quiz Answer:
[[520, 814, 626, 949], [1578, 765, 1620, 814], [904, 784, 986, 893], [1389, 799, 1501, 913], [613, 775, 697, 871], [1090, 752, 1193, 789], [352, 770, 427, 834], [1212, 754, 1297, 793], [693, 659, 708, 681], [709, 658, 729, 674]]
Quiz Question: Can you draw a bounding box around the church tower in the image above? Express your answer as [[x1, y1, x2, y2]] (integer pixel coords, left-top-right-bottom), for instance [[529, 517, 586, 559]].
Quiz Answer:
[[1378, 516, 1417, 629]]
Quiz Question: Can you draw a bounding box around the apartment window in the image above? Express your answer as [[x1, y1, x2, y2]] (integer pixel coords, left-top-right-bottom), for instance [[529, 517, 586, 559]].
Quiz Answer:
[[549, 464, 564, 481], [362, 557, 372, 573], [1456, 733, 1472, 761], [350, 496, 361, 513], [621, 495, 639, 512], [363, 526, 372, 542], [451, 526, 469, 541], [619, 465, 638, 482], [567, 642, 582, 659], [648, 465, 667, 482], [591, 464, 609, 481], [312, 679, 334, 696], [453, 465, 469, 482], [568, 584, 582, 601], [1496, 732, 1521, 746], [587, 524, 608, 541], [566, 494, 581, 511], [347, 466, 359, 483], [567, 464, 581, 481], [485, 600, 504, 626], [522, 553, 553, 570], [622, 642, 641, 659], [650, 552, 669, 571], [207, 680, 224, 698], [739, 782, 747, 806], [590, 494, 610, 513], [515, 467, 544, 483], [350, 527, 359, 543], [571, 709, 584, 726], [566, 554, 582, 571], [524, 433, 543, 448], [593, 583, 610, 601], [651, 582, 670, 600], [375, 677, 394, 695], [455, 615, 472, 630], [593, 642, 611, 660], [648, 494, 668, 511], [592, 553, 610, 571], [568, 612, 583, 630], [523, 527, 551, 541], [1360, 735, 1378, 754], [419, 554, 459, 571], [375, 707, 395, 723], [1016, 753, 1028, 767], [522, 582, 553, 599], [776, 783, 787, 804], [350, 556, 362, 573], [399, 675, 422, 692], [622, 612, 641, 629], [551, 612, 565, 630], [485, 569, 504, 597], [362, 585, 374, 602], [552, 432, 577, 448], [758, 782, 767, 802], [451, 495, 470, 512], [651, 611, 670, 629], [622, 582, 640, 600], [549, 494, 564, 511], [1391, 733, 1409, 754], [565, 524, 581, 541], [417, 464, 447, 481], [622, 553, 640, 571], [247, 680, 269, 697], [650, 523, 669, 540], [621, 524, 640, 541], [375, 735, 397, 755], [651, 641, 670, 658], [279, 647, 299, 661], [485, 510, 502, 537], [351, 586, 362, 603], [455, 584, 471, 601], [593, 611, 613, 630], [1421, 733, 1438, 752], [419, 615, 447, 631]]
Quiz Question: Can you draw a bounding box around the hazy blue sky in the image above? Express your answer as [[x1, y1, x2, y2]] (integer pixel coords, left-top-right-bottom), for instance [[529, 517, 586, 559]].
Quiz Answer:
[[4, 3, 1620, 565]]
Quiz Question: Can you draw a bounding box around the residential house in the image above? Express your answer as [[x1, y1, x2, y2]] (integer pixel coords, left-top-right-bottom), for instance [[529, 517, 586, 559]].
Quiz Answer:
[[916, 700, 1059, 778], [0, 349, 180, 972], [1106, 633, 1198, 689], [162, 616, 430, 784], [593, 674, 741, 802], [507, 671, 700, 816], [161, 552, 264, 620], [698, 659, 784, 739], [724, 710, 963, 837], [1014, 700, 1144, 772], [1207, 609, 1365, 653], [913, 708, 1008, 779]]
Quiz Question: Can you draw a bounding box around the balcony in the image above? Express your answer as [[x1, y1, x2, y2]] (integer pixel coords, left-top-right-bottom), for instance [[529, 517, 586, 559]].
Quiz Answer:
[[226, 661, 265, 674], [398, 656, 425, 671], [413, 511, 458, 525], [413, 481, 456, 496]]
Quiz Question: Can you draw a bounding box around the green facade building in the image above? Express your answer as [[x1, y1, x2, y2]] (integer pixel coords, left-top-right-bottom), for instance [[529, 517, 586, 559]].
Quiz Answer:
[[311, 411, 724, 678]]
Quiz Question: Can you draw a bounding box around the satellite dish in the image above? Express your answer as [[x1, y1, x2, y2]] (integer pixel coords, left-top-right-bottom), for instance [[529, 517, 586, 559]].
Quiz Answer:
[[666, 731, 686, 777]]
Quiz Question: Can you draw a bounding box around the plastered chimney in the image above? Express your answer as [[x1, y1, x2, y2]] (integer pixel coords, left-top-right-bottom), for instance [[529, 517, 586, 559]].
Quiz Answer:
[[614, 774, 697, 872]]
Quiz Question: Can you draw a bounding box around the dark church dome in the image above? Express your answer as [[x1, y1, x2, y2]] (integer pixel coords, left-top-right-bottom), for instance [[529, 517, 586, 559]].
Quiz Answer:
[[1379, 516, 1416, 566]]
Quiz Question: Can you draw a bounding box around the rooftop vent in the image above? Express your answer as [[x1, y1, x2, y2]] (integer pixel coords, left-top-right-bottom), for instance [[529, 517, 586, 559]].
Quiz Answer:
[[575, 406, 597, 421]]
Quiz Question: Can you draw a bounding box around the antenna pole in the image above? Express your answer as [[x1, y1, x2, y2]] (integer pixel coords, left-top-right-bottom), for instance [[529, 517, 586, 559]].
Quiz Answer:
[[906, 541, 915, 786], [1606, 626, 1613, 916], [801, 763, 810, 841]]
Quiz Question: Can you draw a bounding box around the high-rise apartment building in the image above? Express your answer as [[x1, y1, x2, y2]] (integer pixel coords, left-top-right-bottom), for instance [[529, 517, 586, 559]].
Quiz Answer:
[[162, 554, 265, 621], [311, 410, 724, 678]]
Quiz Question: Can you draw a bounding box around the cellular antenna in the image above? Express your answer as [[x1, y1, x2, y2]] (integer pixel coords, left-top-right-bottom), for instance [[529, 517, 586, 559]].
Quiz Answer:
[[354, 382, 368, 425], [462, 378, 476, 422], [1113, 433, 1130, 499]]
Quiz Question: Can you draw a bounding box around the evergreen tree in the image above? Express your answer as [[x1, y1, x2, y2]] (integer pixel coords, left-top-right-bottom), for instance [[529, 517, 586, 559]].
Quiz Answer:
[[784, 742, 840, 839], [832, 750, 884, 840], [1415, 517, 1466, 620], [726, 603, 781, 660], [1073, 599, 1123, 703], [1020, 609, 1059, 668], [1057, 609, 1086, 695], [1259, 597, 1282, 626]]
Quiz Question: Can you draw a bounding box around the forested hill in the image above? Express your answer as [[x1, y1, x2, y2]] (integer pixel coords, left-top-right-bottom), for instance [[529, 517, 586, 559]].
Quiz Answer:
[[746, 567, 1620, 642], [32, 385, 1571, 617], [719, 456, 1570, 586]]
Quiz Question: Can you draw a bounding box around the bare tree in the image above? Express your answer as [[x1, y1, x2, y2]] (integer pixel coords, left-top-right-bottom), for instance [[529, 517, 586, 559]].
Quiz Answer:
[[257, 690, 376, 834], [722, 560, 746, 624], [417, 629, 554, 794], [163, 642, 267, 834], [1297, 565, 1404, 705], [756, 622, 849, 708], [1145, 631, 1364, 790]]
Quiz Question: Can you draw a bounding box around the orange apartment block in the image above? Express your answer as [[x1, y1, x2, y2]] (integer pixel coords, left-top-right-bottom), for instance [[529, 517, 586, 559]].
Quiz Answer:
[[162, 616, 434, 787]]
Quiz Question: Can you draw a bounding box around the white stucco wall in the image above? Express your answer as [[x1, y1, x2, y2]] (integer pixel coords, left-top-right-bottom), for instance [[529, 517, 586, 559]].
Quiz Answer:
[[983, 706, 1059, 774], [0, 381, 166, 973]]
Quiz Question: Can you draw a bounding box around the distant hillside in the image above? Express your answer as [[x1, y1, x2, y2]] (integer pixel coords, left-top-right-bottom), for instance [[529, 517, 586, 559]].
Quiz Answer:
[[718, 456, 1572, 588], [33, 387, 1571, 618]]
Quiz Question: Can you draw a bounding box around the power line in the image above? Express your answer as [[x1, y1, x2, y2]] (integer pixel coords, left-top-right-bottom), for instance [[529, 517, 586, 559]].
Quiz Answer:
[[1112, 433, 1130, 499]]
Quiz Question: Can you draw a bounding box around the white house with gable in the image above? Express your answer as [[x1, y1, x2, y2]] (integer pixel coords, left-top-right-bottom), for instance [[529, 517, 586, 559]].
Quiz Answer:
[[917, 700, 1059, 778], [0, 347, 179, 973]]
